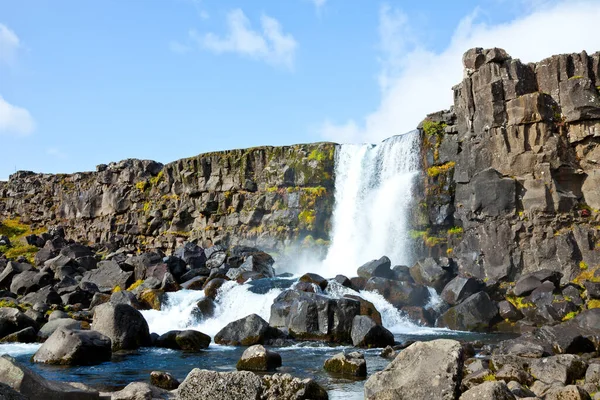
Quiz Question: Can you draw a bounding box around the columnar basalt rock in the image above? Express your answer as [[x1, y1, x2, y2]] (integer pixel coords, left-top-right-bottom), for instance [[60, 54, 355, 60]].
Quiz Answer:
[[0, 143, 336, 253], [413, 48, 600, 288]]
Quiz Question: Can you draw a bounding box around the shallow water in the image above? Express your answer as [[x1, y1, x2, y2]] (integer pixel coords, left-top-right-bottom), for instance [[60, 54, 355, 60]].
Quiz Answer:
[[2, 331, 513, 398]]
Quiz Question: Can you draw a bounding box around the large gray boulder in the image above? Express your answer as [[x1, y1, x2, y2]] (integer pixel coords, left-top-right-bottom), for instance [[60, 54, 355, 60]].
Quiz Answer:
[[351, 315, 395, 348], [37, 318, 82, 341], [214, 314, 278, 346], [441, 276, 485, 305], [155, 330, 211, 351], [236, 345, 282, 372], [81, 260, 133, 293], [436, 291, 499, 331], [410, 258, 452, 293], [108, 382, 176, 400], [261, 373, 328, 400], [529, 354, 587, 385], [33, 328, 111, 365], [364, 278, 430, 308], [92, 303, 151, 350], [459, 381, 516, 400], [178, 369, 263, 400], [357, 257, 394, 280], [364, 339, 464, 400], [0, 308, 38, 339], [0, 355, 100, 400], [0, 382, 27, 400]]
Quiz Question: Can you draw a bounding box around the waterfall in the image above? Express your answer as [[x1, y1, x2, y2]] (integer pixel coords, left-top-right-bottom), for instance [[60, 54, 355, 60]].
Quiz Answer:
[[322, 131, 420, 276]]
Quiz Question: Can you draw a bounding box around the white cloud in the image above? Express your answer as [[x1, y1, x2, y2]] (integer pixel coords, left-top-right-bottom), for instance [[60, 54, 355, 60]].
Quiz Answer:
[[311, 0, 326, 10], [0, 96, 35, 136], [0, 23, 20, 66], [190, 9, 297, 69], [169, 40, 191, 54], [321, 0, 600, 144]]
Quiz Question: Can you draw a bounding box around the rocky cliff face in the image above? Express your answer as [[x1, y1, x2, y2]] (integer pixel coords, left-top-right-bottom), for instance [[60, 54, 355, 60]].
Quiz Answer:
[[0, 143, 336, 253], [413, 48, 600, 284]]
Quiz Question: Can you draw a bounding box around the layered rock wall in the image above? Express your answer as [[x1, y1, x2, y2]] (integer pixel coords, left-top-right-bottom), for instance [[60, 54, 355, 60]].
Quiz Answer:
[[413, 48, 600, 283], [0, 143, 336, 253]]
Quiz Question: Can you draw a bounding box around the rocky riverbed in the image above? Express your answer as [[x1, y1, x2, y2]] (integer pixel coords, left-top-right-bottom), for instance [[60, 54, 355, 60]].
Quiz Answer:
[[0, 223, 597, 399]]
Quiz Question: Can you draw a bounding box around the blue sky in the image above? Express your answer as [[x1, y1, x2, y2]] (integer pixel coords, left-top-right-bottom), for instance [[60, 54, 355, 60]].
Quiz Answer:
[[1, 0, 600, 180]]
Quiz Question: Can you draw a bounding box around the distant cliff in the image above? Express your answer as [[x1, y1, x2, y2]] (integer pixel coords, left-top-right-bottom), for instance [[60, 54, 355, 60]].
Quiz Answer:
[[413, 48, 600, 283], [0, 143, 336, 253]]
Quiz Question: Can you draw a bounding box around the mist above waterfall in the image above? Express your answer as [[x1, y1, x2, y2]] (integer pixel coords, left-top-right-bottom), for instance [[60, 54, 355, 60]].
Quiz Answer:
[[321, 131, 420, 276]]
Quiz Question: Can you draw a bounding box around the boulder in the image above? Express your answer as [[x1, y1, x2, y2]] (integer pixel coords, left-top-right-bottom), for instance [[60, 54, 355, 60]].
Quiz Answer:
[[150, 371, 180, 390], [181, 276, 207, 290], [173, 242, 207, 270], [0, 382, 27, 400], [37, 318, 83, 341], [261, 373, 328, 400], [436, 291, 499, 331], [324, 351, 366, 377], [0, 308, 38, 339], [459, 381, 516, 400], [230, 253, 275, 280], [109, 382, 175, 400], [236, 344, 282, 372], [441, 276, 485, 306], [33, 328, 111, 365], [10, 271, 52, 295], [0, 355, 100, 400], [81, 260, 133, 293], [357, 257, 394, 280], [92, 303, 151, 350], [364, 339, 464, 399], [410, 258, 452, 293], [138, 289, 164, 311], [344, 294, 382, 325], [513, 275, 542, 297], [204, 278, 227, 299], [364, 278, 430, 308], [178, 369, 263, 400], [0, 262, 33, 289], [498, 300, 523, 322], [544, 384, 592, 400], [191, 297, 215, 321], [0, 327, 37, 343], [156, 329, 210, 351], [529, 354, 588, 384], [401, 306, 434, 326], [298, 273, 328, 290], [351, 315, 395, 348], [214, 314, 279, 346], [59, 244, 93, 260], [205, 249, 227, 269], [110, 290, 142, 309]]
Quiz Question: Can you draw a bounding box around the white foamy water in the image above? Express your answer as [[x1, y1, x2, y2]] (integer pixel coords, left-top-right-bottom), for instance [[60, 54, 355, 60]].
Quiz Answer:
[[322, 132, 420, 277], [0, 343, 40, 357], [142, 281, 283, 337]]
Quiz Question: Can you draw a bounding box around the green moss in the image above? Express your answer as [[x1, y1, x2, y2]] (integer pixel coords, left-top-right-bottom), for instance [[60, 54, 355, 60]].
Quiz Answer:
[[298, 210, 316, 230], [588, 299, 600, 309], [3, 245, 38, 262], [136, 180, 149, 192], [0, 299, 19, 309], [422, 120, 447, 137], [143, 202, 151, 213], [562, 311, 579, 321], [0, 219, 29, 238], [308, 149, 327, 162], [573, 266, 600, 284], [447, 226, 463, 235], [266, 186, 278, 193], [149, 171, 164, 186], [568, 75, 584, 80], [506, 295, 533, 309], [483, 374, 497, 382], [127, 280, 144, 291], [579, 261, 588, 270], [427, 162, 455, 178]]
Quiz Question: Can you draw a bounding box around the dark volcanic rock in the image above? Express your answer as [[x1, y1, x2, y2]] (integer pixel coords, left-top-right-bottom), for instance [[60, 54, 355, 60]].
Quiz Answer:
[[214, 314, 279, 346], [81, 260, 133, 293], [441, 276, 485, 305], [410, 257, 452, 293], [357, 256, 393, 280], [364, 277, 430, 308], [436, 291, 499, 331], [351, 315, 395, 348]]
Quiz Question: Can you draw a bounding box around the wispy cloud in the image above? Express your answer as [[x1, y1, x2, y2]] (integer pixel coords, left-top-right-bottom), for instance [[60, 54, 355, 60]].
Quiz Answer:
[[310, 0, 326, 11], [321, 0, 600, 144], [190, 9, 297, 69], [0, 95, 35, 136], [0, 23, 20, 66]]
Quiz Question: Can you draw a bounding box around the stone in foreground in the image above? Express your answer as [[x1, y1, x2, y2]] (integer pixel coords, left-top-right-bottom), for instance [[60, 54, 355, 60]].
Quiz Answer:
[[459, 380, 516, 400], [236, 344, 282, 372], [0, 355, 100, 400], [364, 339, 463, 400], [262, 373, 329, 400], [178, 369, 263, 400], [150, 371, 180, 390], [109, 382, 175, 400], [33, 328, 111, 366], [324, 351, 367, 377]]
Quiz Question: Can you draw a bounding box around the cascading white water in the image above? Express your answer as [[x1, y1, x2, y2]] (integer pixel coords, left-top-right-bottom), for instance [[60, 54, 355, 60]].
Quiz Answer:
[[322, 131, 420, 276]]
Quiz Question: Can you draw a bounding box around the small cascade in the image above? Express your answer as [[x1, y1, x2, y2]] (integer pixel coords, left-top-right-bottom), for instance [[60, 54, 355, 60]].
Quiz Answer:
[[322, 132, 420, 276]]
